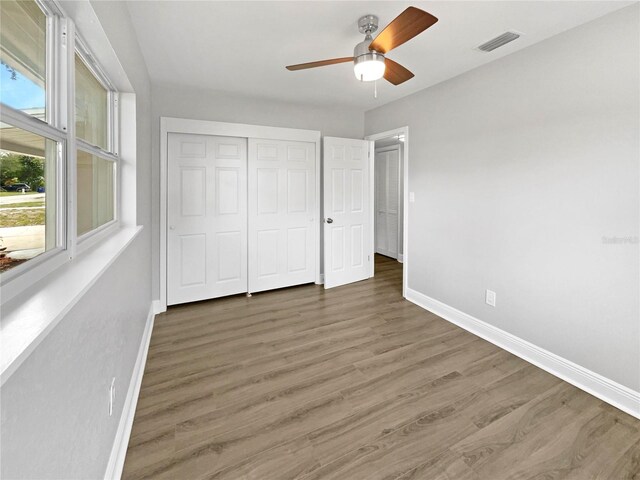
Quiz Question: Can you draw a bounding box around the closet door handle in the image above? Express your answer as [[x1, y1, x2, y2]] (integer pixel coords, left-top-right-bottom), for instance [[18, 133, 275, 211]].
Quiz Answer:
[[325, 218, 333, 224]]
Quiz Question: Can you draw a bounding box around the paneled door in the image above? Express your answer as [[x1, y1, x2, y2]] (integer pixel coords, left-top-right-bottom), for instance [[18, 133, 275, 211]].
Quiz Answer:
[[167, 133, 247, 305], [323, 137, 372, 289], [375, 146, 401, 259], [248, 139, 316, 293]]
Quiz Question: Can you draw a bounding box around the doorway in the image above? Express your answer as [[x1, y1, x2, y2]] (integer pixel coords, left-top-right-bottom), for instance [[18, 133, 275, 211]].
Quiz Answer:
[[374, 141, 403, 262], [365, 127, 409, 298]]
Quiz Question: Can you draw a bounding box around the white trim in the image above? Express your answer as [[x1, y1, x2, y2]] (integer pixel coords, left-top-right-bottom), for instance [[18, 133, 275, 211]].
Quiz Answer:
[[104, 303, 155, 480], [365, 126, 409, 297], [159, 116, 322, 311], [75, 34, 116, 93], [397, 253, 404, 263], [405, 287, 640, 420], [37, 0, 65, 17], [368, 140, 375, 278], [65, 18, 78, 260], [75, 219, 120, 255], [0, 104, 67, 142], [152, 299, 165, 315], [161, 117, 321, 143], [315, 139, 321, 286], [0, 249, 70, 304], [76, 138, 119, 161]]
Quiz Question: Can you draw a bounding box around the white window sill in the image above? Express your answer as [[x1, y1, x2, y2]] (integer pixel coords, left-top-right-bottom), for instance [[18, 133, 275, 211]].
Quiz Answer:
[[0, 225, 142, 386]]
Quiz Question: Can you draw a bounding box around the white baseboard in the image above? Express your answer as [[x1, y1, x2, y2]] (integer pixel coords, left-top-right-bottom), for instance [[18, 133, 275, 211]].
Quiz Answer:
[[152, 299, 165, 314], [398, 254, 404, 263], [405, 287, 640, 420], [104, 304, 156, 480], [317, 274, 325, 285]]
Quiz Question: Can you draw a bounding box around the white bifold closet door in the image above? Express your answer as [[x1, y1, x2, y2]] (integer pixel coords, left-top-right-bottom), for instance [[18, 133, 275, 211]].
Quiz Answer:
[[167, 133, 247, 305], [375, 146, 400, 259], [248, 139, 316, 293]]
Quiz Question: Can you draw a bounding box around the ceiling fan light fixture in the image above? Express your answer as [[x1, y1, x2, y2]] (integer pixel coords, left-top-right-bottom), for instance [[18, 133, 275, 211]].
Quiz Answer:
[[286, 7, 437, 87], [353, 53, 385, 81]]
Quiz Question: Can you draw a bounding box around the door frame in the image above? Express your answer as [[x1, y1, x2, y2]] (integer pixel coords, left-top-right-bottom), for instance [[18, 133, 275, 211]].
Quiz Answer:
[[364, 126, 409, 298], [159, 117, 321, 312]]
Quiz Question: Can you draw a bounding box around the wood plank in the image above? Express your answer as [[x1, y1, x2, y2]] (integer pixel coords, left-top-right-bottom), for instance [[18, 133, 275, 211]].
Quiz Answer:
[[122, 255, 640, 480]]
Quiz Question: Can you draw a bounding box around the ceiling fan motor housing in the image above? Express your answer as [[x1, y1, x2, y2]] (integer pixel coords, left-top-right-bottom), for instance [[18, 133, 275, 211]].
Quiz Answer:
[[354, 36, 377, 57], [353, 49, 385, 68], [355, 15, 384, 65]]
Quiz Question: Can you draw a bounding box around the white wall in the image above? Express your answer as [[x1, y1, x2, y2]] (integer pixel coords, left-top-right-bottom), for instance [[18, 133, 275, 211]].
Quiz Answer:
[[150, 83, 365, 299], [366, 5, 640, 391], [0, 2, 153, 478]]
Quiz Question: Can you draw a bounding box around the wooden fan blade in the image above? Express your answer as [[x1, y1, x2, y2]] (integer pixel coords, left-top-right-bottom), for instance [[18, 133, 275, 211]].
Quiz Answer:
[[369, 7, 438, 54], [286, 57, 354, 71], [384, 58, 414, 85]]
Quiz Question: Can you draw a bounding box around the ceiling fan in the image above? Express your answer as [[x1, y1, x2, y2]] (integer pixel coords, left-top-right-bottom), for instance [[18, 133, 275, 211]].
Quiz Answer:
[[286, 7, 438, 86]]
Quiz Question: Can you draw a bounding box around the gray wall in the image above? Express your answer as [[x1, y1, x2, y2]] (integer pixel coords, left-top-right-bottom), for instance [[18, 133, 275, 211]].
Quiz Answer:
[[365, 5, 640, 391], [0, 2, 153, 479], [150, 83, 365, 299]]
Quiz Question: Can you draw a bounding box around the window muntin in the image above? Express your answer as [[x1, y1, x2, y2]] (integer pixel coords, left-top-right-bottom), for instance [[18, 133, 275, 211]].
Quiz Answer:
[[75, 54, 108, 151], [0, 124, 58, 273], [0, 0, 46, 119], [76, 150, 114, 236]]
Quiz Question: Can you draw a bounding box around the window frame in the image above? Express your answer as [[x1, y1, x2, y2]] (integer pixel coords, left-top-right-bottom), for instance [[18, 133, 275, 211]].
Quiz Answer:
[[74, 36, 118, 155], [74, 36, 119, 249], [0, 105, 67, 285], [0, 0, 121, 302]]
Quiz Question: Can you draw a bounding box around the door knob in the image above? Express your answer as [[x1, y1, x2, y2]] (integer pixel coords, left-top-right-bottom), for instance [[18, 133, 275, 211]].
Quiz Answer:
[[326, 218, 333, 224]]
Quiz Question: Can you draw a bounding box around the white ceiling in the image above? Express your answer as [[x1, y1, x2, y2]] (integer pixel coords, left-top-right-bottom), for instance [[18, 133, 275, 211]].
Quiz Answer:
[[125, 1, 633, 111]]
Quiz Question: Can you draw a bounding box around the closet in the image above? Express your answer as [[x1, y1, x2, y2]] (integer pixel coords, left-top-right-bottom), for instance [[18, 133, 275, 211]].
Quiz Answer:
[[375, 145, 401, 260], [167, 133, 316, 305]]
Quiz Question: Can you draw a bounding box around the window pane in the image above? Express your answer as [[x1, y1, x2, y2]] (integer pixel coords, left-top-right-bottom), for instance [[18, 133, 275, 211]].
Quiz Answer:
[[77, 150, 114, 236], [0, 0, 46, 118], [0, 123, 57, 273], [75, 55, 108, 150]]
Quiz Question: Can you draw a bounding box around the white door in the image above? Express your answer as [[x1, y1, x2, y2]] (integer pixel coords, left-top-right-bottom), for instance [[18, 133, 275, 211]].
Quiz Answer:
[[167, 133, 247, 305], [248, 139, 316, 293], [323, 136, 372, 289], [375, 146, 401, 259]]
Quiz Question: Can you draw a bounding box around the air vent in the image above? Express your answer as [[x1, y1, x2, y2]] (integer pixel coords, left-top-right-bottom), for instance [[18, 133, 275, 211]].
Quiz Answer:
[[477, 31, 521, 52]]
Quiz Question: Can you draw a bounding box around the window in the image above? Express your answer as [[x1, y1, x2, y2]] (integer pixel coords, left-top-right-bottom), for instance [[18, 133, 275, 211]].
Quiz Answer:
[[75, 54, 108, 150], [74, 48, 117, 238], [0, 124, 60, 272], [0, 0, 61, 276], [0, 0, 46, 119], [0, 0, 119, 285], [77, 150, 114, 236]]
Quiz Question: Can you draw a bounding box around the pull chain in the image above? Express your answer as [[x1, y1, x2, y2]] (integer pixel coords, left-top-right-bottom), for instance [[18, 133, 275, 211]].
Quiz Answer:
[[374, 79, 377, 99]]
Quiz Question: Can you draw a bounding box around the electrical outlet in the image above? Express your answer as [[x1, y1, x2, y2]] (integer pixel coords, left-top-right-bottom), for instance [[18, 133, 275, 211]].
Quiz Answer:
[[485, 289, 496, 307], [409, 192, 415, 203], [109, 378, 116, 416]]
